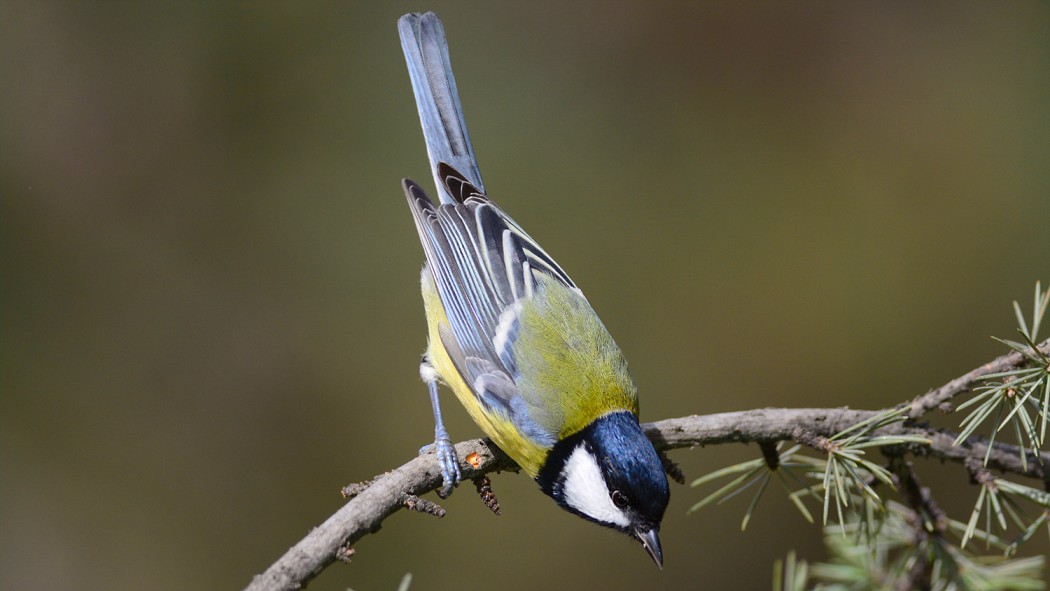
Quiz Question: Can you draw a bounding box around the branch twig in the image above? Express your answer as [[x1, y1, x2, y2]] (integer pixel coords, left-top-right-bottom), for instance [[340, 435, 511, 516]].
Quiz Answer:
[[906, 338, 1050, 418], [244, 408, 1048, 591], [648, 408, 1046, 478], [244, 339, 1050, 591]]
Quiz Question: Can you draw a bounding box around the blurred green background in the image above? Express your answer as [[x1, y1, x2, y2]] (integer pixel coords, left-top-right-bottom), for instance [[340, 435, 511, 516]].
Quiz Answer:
[[3, 2, 1049, 589]]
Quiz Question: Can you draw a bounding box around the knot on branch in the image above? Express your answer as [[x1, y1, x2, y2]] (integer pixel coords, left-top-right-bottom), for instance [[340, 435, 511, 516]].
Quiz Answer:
[[965, 457, 997, 490], [334, 545, 355, 563], [792, 427, 835, 453]]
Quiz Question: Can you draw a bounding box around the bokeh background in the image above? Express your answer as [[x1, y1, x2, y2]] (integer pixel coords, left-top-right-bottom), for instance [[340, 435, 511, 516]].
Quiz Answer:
[[3, 2, 1049, 589]]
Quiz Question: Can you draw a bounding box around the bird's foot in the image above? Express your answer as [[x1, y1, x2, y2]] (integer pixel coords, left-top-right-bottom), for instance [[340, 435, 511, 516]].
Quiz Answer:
[[420, 430, 461, 498]]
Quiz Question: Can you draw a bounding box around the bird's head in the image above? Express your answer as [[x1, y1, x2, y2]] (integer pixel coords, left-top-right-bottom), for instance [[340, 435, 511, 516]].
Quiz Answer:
[[537, 411, 670, 567]]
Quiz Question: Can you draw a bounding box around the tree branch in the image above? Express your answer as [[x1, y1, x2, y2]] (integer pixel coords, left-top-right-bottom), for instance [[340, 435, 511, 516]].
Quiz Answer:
[[245, 438, 515, 591], [244, 407, 1048, 591], [646, 408, 1047, 479], [906, 338, 1050, 418], [244, 338, 1050, 591]]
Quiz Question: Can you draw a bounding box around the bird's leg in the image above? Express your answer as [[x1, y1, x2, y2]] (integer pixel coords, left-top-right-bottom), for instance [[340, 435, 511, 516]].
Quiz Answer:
[[419, 355, 461, 497]]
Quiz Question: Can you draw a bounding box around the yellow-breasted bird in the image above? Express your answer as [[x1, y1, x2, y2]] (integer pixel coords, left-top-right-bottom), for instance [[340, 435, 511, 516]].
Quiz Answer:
[[397, 12, 670, 566]]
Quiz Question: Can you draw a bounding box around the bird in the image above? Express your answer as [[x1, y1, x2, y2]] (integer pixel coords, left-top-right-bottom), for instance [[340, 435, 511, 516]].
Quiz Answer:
[[397, 11, 670, 567]]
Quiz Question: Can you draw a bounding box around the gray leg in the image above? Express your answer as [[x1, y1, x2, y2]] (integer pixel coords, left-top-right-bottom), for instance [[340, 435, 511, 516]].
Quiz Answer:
[[420, 355, 461, 497]]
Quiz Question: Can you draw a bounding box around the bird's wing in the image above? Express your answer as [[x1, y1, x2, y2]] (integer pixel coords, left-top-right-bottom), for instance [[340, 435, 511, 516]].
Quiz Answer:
[[404, 165, 577, 446]]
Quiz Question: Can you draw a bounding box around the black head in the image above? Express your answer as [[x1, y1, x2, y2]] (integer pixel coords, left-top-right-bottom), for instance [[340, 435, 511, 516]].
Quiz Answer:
[[537, 411, 670, 567]]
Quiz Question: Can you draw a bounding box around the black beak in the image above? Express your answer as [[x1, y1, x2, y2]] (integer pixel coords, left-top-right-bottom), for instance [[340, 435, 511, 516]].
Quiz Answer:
[[634, 526, 663, 568]]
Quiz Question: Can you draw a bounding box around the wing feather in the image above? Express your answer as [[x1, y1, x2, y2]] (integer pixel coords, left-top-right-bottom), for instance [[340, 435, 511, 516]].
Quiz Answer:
[[403, 167, 578, 446]]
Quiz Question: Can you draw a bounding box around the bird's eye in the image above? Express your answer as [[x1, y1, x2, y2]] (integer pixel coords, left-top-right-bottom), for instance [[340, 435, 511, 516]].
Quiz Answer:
[[611, 490, 629, 508]]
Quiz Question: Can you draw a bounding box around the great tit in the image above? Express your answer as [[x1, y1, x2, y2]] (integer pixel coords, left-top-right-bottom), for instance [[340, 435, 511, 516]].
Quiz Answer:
[[397, 12, 670, 567]]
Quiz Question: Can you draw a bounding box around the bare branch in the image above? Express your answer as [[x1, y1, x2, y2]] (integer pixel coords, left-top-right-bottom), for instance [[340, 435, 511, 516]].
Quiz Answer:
[[244, 408, 1048, 591], [245, 438, 514, 591], [243, 337, 1050, 591]]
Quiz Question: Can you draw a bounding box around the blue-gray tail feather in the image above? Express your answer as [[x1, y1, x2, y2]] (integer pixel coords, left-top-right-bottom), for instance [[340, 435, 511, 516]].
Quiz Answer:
[[398, 12, 485, 204]]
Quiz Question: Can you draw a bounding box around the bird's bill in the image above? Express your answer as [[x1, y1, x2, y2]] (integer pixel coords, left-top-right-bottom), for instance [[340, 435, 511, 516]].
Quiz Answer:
[[634, 526, 663, 568]]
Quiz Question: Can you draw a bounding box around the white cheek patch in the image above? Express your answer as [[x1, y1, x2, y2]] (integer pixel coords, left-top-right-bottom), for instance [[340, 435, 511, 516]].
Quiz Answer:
[[561, 445, 630, 528]]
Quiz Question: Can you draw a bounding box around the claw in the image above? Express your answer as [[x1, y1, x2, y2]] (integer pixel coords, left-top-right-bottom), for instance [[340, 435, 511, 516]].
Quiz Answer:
[[419, 433, 461, 497], [433, 430, 461, 498]]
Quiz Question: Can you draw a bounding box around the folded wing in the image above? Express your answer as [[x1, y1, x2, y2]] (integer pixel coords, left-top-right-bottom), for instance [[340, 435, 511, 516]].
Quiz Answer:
[[404, 164, 578, 446]]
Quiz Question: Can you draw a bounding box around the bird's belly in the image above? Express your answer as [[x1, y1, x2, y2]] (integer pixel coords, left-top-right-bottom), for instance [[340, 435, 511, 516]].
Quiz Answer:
[[426, 332, 549, 477], [420, 268, 549, 476]]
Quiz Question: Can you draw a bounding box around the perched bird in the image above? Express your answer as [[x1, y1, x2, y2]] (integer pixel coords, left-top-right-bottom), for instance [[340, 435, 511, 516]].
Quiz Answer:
[[397, 12, 670, 566]]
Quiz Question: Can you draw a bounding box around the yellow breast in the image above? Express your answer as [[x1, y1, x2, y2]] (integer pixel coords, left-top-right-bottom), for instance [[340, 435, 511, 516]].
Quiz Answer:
[[419, 267, 550, 477]]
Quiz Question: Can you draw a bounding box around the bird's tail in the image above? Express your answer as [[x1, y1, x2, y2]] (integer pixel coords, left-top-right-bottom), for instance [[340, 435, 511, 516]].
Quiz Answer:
[[398, 12, 485, 204]]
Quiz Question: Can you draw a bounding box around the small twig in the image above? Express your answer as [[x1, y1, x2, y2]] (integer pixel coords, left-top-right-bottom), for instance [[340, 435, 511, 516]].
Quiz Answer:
[[889, 457, 946, 591], [906, 338, 1050, 419], [473, 476, 501, 515], [400, 494, 445, 517], [658, 449, 686, 484], [892, 457, 948, 534], [340, 479, 375, 500], [898, 551, 929, 591], [758, 440, 780, 471]]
